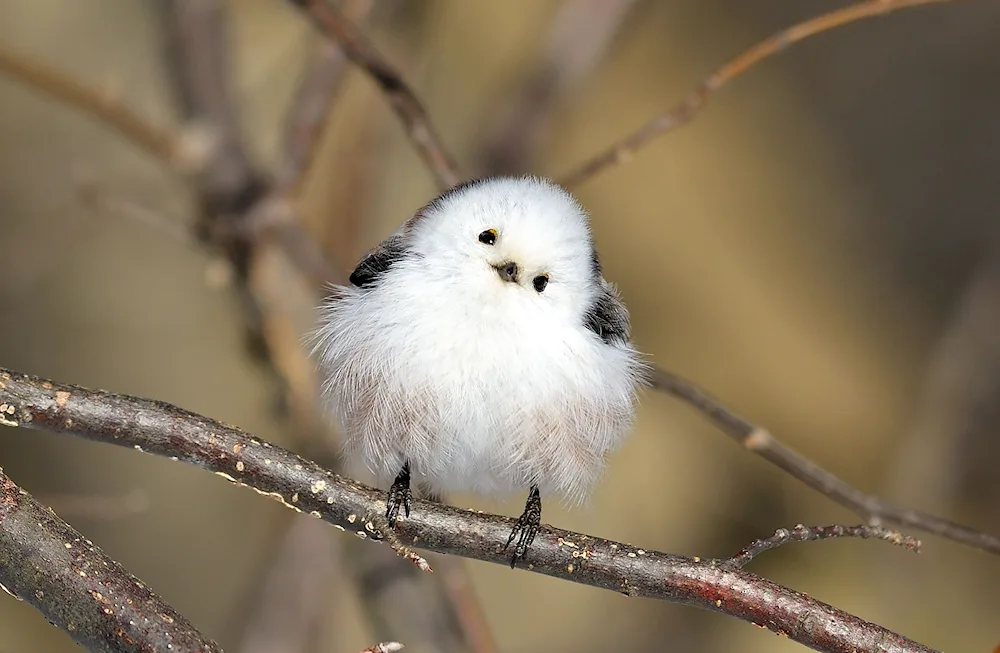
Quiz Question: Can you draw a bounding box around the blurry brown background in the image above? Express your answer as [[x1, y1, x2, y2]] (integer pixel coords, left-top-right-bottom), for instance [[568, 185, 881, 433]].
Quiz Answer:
[[1, 1, 999, 651]]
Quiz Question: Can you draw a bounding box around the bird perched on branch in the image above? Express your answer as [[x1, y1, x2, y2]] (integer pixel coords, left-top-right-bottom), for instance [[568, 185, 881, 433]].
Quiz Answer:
[[313, 176, 644, 566]]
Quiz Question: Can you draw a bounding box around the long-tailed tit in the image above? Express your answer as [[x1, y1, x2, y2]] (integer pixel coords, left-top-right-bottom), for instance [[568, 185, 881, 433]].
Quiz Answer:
[[313, 176, 645, 566]]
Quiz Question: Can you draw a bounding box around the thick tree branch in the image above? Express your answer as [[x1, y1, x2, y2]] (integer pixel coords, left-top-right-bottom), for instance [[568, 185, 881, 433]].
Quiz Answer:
[[647, 367, 1000, 555], [0, 369, 938, 653], [287, 0, 463, 190], [0, 467, 221, 653], [558, 0, 969, 188]]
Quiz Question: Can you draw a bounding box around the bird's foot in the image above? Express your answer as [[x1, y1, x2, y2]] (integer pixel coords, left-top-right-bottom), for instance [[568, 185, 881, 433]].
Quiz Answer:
[[504, 485, 541, 568], [386, 462, 412, 527]]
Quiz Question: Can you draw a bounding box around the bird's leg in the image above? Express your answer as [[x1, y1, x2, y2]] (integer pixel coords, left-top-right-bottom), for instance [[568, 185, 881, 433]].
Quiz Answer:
[[386, 461, 412, 527], [504, 485, 542, 568]]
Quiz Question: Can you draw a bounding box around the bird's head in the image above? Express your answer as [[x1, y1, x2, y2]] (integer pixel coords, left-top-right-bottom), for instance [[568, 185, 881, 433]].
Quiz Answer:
[[407, 176, 600, 319]]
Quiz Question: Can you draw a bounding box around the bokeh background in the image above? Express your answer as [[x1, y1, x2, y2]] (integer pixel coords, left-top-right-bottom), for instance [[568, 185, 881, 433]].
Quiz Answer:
[[1, 1, 999, 651]]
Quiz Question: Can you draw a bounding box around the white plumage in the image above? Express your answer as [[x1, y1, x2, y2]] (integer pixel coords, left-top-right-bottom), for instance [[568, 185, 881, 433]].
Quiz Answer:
[[312, 176, 644, 538]]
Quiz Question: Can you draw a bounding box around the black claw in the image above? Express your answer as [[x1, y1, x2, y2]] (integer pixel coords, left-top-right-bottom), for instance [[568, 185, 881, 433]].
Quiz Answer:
[[386, 462, 412, 527], [504, 485, 542, 568]]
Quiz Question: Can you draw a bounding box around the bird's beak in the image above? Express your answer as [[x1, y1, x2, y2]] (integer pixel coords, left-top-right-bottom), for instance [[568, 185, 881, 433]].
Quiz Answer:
[[493, 261, 519, 283]]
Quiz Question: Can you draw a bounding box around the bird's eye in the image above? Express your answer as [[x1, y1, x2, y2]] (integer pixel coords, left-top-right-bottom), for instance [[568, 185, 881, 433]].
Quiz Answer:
[[478, 229, 498, 245], [533, 274, 549, 293]]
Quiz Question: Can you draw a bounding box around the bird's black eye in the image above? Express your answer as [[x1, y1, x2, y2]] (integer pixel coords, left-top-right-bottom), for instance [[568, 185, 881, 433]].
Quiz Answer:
[[533, 274, 549, 293], [478, 229, 497, 245]]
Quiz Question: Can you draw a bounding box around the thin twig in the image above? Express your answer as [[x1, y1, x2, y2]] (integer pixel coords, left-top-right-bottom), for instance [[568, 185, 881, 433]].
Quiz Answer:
[[725, 524, 921, 570], [287, 0, 463, 190], [558, 0, 968, 188], [0, 369, 939, 653], [479, 0, 638, 175], [646, 366, 1000, 555], [0, 467, 222, 653], [278, 0, 374, 193], [0, 44, 179, 165], [75, 175, 194, 244]]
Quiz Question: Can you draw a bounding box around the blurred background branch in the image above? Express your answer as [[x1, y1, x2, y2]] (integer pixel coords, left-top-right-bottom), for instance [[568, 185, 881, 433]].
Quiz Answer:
[[0, 0, 998, 651], [558, 0, 969, 187]]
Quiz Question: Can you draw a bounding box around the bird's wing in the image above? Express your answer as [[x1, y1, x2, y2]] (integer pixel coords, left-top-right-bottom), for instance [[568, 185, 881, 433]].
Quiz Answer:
[[348, 232, 411, 288], [583, 249, 631, 345], [584, 280, 631, 345]]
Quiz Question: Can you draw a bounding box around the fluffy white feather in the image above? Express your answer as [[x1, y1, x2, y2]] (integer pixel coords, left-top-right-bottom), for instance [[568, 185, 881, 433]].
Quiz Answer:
[[312, 176, 644, 505]]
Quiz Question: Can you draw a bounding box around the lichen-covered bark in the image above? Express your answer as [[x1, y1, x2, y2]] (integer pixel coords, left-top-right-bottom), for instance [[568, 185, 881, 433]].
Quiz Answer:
[[0, 467, 221, 653], [0, 367, 937, 653]]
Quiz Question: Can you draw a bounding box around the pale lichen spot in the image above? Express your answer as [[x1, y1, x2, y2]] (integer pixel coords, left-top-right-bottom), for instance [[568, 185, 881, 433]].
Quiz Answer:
[[567, 564, 574, 573], [365, 522, 375, 532], [334, 524, 346, 531], [715, 599, 722, 608], [744, 427, 773, 451], [311, 480, 327, 494], [627, 552, 636, 558], [160, 614, 175, 624], [55, 391, 71, 408], [133, 445, 143, 452], [0, 582, 19, 600], [347, 514, 357, 523], [264, 459, 272, 466], [236, 461, 245, 472], [78, 570, 88, 577], [216, 471, 237, 483], [637, 550, 646, 555], [309, 510, 321, 518], [233, 443, 243, 454], [0, 404, 18, 427], [356, 531, 367, 539], [326, 496, 334, 504], [693, 556, 701, 562], [65, 418, 73, 427], [41, 381, 52, 389], [64, 543, 72, 549]]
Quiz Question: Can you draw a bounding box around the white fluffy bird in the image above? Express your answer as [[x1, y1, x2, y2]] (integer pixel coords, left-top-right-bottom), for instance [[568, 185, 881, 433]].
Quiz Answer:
[[313, 176, 645, 565]]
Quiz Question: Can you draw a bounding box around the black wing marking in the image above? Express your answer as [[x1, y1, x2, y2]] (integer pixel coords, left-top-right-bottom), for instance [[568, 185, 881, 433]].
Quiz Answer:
[[584, 283, 631, 345], [583, 249, 630, 345], [349, 234, 410, 288], [348, 182, 485, 289]]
